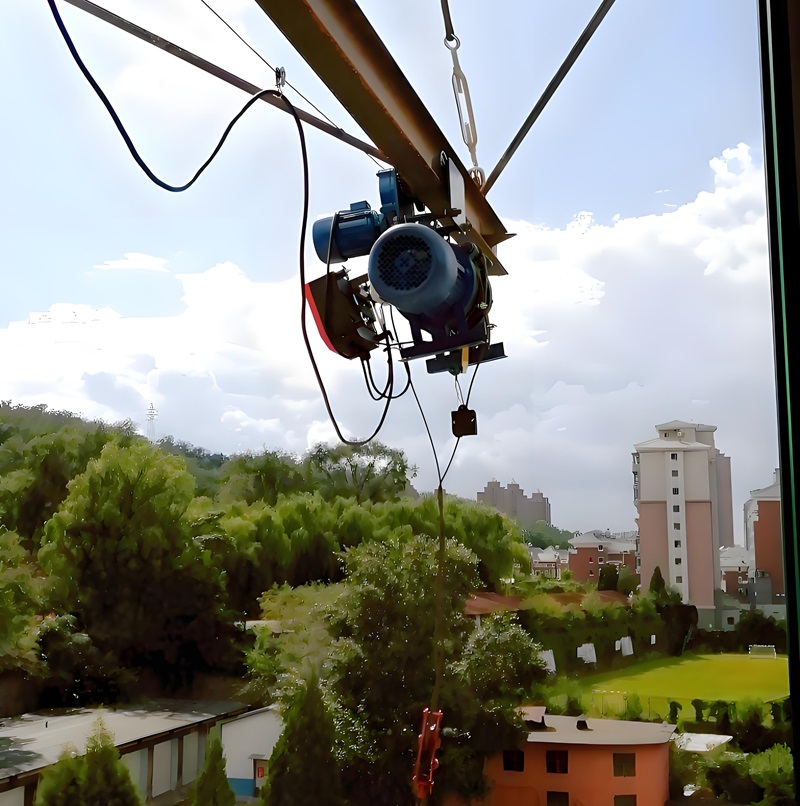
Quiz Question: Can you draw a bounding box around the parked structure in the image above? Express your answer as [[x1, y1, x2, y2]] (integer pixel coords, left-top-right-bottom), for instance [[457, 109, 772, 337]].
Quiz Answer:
[[567, 530, 638, 585], [447, 709, 675, 806], [0, 700, 282, 804], [633, 420, 733, 629], [743, 469, 785, 618], [477, 481, 551, 528]]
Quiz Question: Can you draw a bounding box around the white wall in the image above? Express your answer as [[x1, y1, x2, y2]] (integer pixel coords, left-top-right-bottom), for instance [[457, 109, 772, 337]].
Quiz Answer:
[[183, 732, 199, 785], [220, 708, 283, 781], [121, 748, 147, 797], [152, 739, 175, 797], [0, 788, 24, 806]]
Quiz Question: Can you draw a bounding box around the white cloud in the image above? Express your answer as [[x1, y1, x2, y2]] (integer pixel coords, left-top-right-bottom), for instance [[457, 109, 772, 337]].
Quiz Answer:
[[92, 252, 169, 272], [0, 145, 779, 538]]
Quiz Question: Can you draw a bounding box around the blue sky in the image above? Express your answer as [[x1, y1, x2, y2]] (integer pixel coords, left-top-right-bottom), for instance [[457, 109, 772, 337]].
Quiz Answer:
[[0, 1, 777, 537]]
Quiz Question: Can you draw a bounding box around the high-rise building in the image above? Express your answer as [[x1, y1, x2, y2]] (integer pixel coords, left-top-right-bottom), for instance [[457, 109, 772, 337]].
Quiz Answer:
[[633, 420, 733, 629], [744, 469, 785, 612], [477, 481, 551, 528]]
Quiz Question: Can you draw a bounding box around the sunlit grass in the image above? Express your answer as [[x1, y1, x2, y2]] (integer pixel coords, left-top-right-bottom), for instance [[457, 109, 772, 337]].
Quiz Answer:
[[577, 653, 790, 719]]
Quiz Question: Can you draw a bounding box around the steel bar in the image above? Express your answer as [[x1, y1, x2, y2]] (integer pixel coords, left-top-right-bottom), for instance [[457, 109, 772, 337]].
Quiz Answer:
[[253, 0, 512, 274], [482, 0, 618, 194], [60, 0, 388, 162]]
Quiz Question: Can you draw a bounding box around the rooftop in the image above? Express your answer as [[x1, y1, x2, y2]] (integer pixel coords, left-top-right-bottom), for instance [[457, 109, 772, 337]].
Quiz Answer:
[[0, 699, 247, 783], [521, 713, 676, 746]]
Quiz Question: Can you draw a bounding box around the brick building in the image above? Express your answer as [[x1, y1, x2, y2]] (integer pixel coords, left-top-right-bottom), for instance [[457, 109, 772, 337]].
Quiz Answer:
[[567, 530, 638, 585]]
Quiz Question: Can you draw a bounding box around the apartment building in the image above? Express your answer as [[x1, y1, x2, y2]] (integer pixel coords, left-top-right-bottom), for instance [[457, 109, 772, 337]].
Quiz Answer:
[[567, 530, 638, 585], [477, 481, 551, 528], [743, 468, 785, 617], [633, 420, 733, 629]]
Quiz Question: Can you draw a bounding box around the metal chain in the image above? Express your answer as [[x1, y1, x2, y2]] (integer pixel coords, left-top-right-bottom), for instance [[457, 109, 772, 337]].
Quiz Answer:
[[440, 0, 484, 186]]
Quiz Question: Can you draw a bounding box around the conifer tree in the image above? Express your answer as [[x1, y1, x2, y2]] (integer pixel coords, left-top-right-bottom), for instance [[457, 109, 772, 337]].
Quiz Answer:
[[34, 724, 141, 806], [82, 724, 142, 806], [262, 672, 343, 806], [193, 736, 235, 806], [34, 747, 85, 806]]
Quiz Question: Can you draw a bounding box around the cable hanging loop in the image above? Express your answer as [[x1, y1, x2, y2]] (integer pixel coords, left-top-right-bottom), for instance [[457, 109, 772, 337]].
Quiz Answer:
[[440, 0, 484, 187]]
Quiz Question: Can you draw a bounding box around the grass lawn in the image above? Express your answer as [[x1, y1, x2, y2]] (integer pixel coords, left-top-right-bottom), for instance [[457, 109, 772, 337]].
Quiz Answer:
[[578, 653, 789, 718]]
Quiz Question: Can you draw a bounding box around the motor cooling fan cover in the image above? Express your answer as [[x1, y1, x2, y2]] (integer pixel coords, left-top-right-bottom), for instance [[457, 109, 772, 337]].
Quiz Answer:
[[367, 223, 462, 315]]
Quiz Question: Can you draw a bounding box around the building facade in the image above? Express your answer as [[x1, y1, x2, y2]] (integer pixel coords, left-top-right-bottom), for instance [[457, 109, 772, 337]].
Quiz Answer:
[[446, 712, 675, 806], [744, 469, 784, 600], [478, 481, 551, 528], [633, 421, 733, 629], [567, 530, 638, 585]]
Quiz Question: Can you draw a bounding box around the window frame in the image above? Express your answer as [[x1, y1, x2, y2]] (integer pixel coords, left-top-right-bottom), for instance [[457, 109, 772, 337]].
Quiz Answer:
[[546, 749, 569, 774], [502, 749, 525, 772], [613, 752, 636, 777]]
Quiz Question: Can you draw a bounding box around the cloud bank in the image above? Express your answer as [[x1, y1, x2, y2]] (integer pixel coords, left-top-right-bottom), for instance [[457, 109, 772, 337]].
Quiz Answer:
[[0, 145, 777, 537]]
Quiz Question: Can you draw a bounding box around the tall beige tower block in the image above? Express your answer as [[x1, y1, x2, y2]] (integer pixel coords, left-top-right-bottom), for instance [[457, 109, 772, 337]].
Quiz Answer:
[[633, 421, 733, 629]]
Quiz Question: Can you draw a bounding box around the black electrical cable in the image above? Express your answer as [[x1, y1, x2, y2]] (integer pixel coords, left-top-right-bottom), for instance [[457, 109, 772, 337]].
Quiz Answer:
[[197, 0, 387, 171], [47, 0, 393, 447], [47, 0, 282, 193], [288, 103, 394, 446], [363, 348, 411, 401]]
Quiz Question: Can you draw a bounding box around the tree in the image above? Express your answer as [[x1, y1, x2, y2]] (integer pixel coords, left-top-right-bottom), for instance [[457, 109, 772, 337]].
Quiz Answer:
[[0, 424, 129, 548], [34, 748, 86, 806], [323, 534, 542, 805], [262, 672, 343, 806], [193, 736, 234, 806], [302, 441, 415, 503], [597, 562, 619, 591], [521, 521, 573, 549], [0, 528, 41, 674], [616, 565, 639, 596], [39, 441, 232, 683], [34, 722, 142, 806], [217, 450, 306, 506], [82, 723, 142, 806], [748, 743, 794, 804]]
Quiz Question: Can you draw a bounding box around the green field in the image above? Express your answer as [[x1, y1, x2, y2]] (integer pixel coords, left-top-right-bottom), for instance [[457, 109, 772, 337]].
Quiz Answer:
[[577, 653, 790, 719]]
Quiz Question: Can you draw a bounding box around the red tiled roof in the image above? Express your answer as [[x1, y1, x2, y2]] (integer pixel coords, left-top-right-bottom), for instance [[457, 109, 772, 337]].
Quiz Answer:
[[464, 592, 523, 615]]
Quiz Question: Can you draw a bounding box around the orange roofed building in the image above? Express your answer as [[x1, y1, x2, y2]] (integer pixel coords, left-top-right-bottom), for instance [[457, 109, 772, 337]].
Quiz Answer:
[[446, 709, 675, 806]]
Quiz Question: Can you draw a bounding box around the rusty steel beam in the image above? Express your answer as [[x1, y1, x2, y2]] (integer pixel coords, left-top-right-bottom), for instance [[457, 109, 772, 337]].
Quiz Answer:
[[60, 0, 387, 162], [253, 0, 512, 274]]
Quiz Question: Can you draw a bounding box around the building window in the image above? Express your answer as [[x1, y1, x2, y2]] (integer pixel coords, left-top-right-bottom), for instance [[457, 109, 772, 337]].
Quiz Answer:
[[672, 469, 679, 477], [676, 576, 683, 583], [675, 558, 682, 565], [546, 750, 568, 774], [672, 487, 680, 495], [546, 793, 569, 806], [727, 616, 735, 625], [673, 505, 680, 512], [589, 570, 594, 576], [674, 540, 681, 548], [589, 557, 594, 563], [615, 797, 637, 806], [598, 545, 604, 551], [671, 453, 678, 460], [614, 753, 636, 777], [598, 557, 605, 564], [502, 750, 525, 772], [673, 523, 680, 530]]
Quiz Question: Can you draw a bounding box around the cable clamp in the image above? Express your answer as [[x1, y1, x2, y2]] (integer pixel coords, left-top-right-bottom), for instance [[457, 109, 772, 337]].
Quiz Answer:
[[275, 66, 286, 93]]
